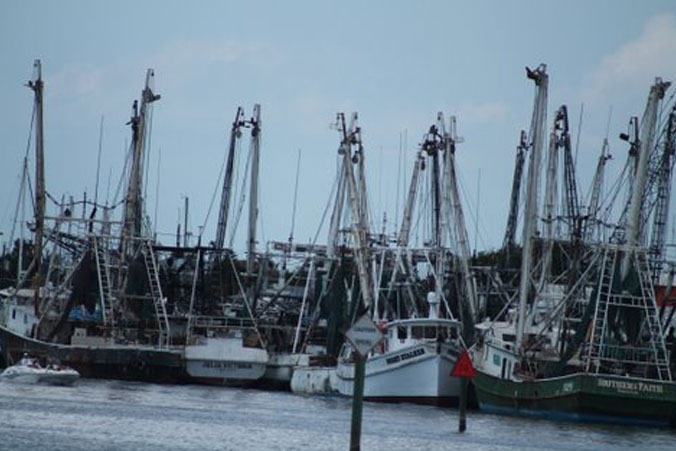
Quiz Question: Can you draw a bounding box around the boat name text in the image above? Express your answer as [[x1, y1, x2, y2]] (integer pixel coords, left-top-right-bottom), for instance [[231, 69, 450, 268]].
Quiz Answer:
[[386, 347, 425, 365], [202, 361, 253, 370], [596, 378, 663, 394]]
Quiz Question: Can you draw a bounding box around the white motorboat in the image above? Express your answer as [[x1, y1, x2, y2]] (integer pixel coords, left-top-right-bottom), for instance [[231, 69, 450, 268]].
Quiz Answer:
[[1, 355, 80, 385], [332, 294, 464, 406]]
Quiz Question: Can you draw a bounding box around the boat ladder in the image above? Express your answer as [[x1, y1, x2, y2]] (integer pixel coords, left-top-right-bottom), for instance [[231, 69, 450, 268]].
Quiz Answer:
[[586, 246, 617, 373], [142, 240, 170, 347], [635, 250, 672, 381], [93, 236, 115, 327]]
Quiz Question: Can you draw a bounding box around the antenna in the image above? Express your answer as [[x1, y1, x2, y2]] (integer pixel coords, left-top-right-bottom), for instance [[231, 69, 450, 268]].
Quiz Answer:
[[605, 106, 613, 141], [475, 168, 480, 254], [94, 115, 104, 205], [289, 148, 301, 244], [574, 103, 584, 167], [395, 132, 402, 231], [154, 147, 161, 240]]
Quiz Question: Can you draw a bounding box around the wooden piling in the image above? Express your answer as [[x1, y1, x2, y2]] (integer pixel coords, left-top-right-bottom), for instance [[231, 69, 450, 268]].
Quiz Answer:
[[458, 376, 468, 433]]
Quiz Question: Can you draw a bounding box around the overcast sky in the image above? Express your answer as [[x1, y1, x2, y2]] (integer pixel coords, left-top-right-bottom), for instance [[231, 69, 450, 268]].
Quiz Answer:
[[2, 0, 676, 256]]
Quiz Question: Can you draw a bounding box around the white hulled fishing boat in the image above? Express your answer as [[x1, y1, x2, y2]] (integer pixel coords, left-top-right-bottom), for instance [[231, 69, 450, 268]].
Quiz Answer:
[[183, 316, 268, 385], [332, 293, 464, 405]]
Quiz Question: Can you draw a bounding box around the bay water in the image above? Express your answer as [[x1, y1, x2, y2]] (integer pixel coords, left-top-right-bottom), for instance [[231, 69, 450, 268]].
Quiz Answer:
[[0, 379, 673, 450]]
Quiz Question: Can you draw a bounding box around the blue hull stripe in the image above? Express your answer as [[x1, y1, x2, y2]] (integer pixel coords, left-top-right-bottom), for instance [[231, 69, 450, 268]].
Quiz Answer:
[[479, 402, 668, 427]]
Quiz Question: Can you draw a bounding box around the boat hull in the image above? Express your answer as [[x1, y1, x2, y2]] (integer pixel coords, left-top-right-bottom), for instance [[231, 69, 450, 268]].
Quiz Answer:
[[184, 360, 267, 385], [0, 325, 187, 383], [259, 352, 311, 389], [1, 367, 79, 386], [473, 370, 676, 427], [291, 366, 334, 394], [183, 337, 268, 385], [333, 343, 461, 406], [0, 370, 40, 384]]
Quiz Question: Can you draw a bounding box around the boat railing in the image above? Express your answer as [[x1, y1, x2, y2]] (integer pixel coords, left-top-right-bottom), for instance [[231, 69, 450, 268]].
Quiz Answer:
[[190, 315, 256, 330], [594, 344, 668, 366]]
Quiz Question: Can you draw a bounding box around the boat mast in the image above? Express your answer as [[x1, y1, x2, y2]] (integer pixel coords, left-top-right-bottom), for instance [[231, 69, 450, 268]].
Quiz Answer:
[[419, 121, 445, 305], [584, 137, 612, 242], [327, 160, 347, 260], [538, 109, 561, 291], [27, 59, 45, 315], [215, 107, 245, 250], [621, 78, 670, 278], [355, 119, 370, 234], [649, 105, 676, 281], [121, 69, 160, 257], [502, 131, 527, 264], [429, 125, 443, 249], [558, 106, 580, 240], [15, 158, 29, 285], [397, 149, 423, 247], [338, 112, 374, 312], [246, 104, 261, 279], [516, 64, 548, 351], [441, 114, 477, 324]]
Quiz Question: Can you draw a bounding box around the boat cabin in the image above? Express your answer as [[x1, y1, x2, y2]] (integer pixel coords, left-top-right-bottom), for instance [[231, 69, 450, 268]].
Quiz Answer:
[[383, 318, 462, 353]]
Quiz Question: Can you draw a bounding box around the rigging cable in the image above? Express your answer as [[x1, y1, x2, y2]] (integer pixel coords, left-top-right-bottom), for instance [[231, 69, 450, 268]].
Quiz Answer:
[[289, 148, 301, 243], [311, 161, 340, 246], [6, 101, 36, 248], [199, 133, 231, 242], [94, 116, 104, 205], [154, 147, 161, 239], [228, 140, 253, 248]]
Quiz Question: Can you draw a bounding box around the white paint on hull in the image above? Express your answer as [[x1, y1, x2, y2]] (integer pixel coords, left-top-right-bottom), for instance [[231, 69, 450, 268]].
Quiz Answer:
[[263, 353, 310, 384], [1, 359, 79, 385], [184, 336, 268, 383], [185, 360, 267, 382], [333, 343, 460, 400], [291, 366, 334, 394]]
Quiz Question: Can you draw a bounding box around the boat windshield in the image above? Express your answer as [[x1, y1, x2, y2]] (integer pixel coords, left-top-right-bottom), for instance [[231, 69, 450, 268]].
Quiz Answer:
[[390, 323, 459, 341], [18, 357, 40, 367]]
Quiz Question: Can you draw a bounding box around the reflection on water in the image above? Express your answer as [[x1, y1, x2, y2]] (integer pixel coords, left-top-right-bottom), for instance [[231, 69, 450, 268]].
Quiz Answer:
[[0, 379, 674, 450]]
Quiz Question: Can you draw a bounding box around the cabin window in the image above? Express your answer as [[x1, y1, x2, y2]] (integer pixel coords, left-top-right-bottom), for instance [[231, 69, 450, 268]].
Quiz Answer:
[[11, 309, 16, 320], [501, 358, 507, 379], [24, 314, 27, 324], [412, 326, 424, 339], [449, 327, 458, 339], [502, 334, 516, 342], [493, 354, 501, 366], [398, 327, 408, 340], [425, 327, 436, 339]]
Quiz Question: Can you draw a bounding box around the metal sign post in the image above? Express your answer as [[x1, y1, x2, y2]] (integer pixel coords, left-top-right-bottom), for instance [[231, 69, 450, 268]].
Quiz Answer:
[[344, 314, 384, 451], [451, 349, 476, 433], [349, 352, 366, 451]]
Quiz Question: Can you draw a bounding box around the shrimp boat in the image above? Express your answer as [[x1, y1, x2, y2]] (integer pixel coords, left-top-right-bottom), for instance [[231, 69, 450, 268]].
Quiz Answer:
[[183, 315, 269, 385], [333, 293, 464, 405], [308, 111, 476, 405], [1, 355, 79, 385], [473, 67, 676, 427], [0, 61, 186, 383]]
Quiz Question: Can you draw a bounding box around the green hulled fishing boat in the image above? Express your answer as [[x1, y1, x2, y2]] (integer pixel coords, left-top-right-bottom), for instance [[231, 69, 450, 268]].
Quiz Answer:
[[473, 66, 676, 427]]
